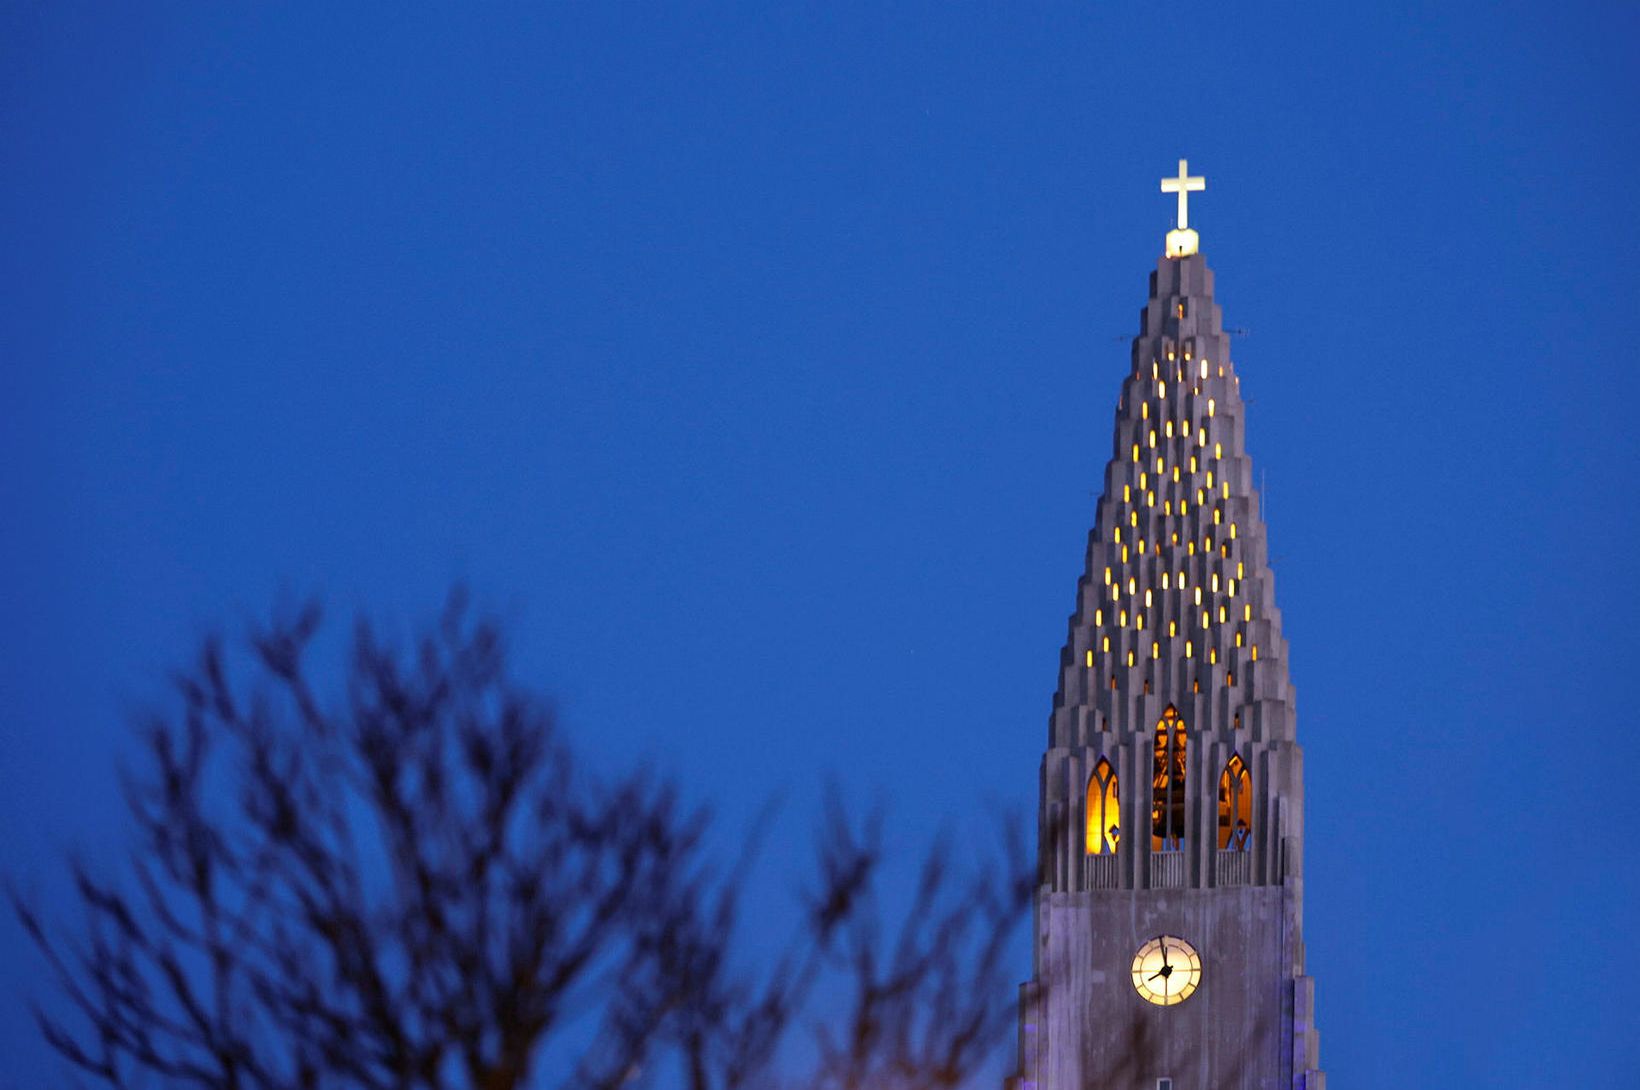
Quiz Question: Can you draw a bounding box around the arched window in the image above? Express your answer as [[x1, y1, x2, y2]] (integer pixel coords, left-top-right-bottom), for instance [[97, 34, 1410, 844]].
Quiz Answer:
[[1086, 758, 1120, 856], [1218, 754, 1251, 851], [1151, 706, 1186, 852]]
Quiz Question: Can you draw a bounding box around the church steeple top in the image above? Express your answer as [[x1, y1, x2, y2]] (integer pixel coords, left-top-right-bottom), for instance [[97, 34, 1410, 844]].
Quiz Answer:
[[1160, 158, 1206, 258]]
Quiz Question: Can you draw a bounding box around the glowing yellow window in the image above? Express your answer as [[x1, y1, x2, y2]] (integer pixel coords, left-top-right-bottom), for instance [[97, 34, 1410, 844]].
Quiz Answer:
[[1104, 566, 1112, 585], [1154, 456, 1163, 473], [1132, 444, 1140, 463], [1161, 573, 1170, 589], [1197, 487, 1205, 504], [1217, 755, 1251, 851], [1095, 609, 1103, 625], [1123, 485, 1131, 502], [1151, 361, 1159, 378], [1144, 589, 1153, 607], [1148, 429, 1156, 448], [1215, 442, 1223, 458], [1200, 611, 1209, 630], [1183, 420, 1192, 435], [1185, 640, 1193, 658], [1109, 585, 1118, 601], [1159, 380, 1167, 396], [1181, 500, 1189, 515], [1102, 635, 1110, 652], [1228, 579, 1237, 596], [1138, 538, 1146, 553], [1199, 359, 1208, 379], [1141, 402, 1149, 419], [1147, 491, 1156, 507], [1152, 641, 1160, 658], [1127, 577, 1137, 594], [1230, 523, 1238, 539], [1237, 561, 1245, 579], [1170, 532, 1178, 544], [1218, 364, 1225, 377], [1213, 507, 1222, 525], [1188, 541, 1196, 556], [1086, 650, 1094, 667], [1235, 630, 1243, 647], [1251, 644, 1259, 661], [1120, 610, 1128, 626], [1208, 398, 1216, 417], [1130, 511, 1138, 527], [1172, 466, 1180, 483], [1243, 603, 1251, 621], [1165, 420, 1174, 438], [1169, 620, 1177, 636], [1164, 499, 1172, 515], [1178, 570, 1186, 586], [1126, 650, 1135, 666], [1207, 471, 1215, 487], [1113, 527, 1121, 543], [1121, 546, 1129, 562], [1086, 758, 1120, 855], [1135, 613, 1144, 629], [1212, 573, 1220, 592], [1218, 605, 1227, 622], [1209, 648, 1217, 665], [1193, 587, 1202, 605]]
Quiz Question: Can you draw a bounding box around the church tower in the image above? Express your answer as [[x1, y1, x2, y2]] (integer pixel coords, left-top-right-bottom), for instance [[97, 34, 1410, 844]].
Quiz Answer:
[[1010, 163, 1324, 1090]]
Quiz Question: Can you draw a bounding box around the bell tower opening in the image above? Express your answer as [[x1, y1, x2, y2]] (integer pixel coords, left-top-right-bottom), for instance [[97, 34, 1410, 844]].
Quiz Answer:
[[1217, 753, 1251, 851], [1086, 757, 1120, 855], [1151, 706, 1186, 852]]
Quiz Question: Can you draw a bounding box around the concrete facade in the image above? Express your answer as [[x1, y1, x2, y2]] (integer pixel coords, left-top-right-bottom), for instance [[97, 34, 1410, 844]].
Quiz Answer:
[[1009, 251, 1324, 1090]]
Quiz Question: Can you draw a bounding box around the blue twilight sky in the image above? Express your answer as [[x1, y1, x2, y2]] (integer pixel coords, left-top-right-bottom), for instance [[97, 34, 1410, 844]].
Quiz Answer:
[[3, 3, 1639, 1086]]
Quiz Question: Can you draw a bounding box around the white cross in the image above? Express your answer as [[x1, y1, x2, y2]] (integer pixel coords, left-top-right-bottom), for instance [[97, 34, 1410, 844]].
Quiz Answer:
[[1160, 159, 1206, 231]]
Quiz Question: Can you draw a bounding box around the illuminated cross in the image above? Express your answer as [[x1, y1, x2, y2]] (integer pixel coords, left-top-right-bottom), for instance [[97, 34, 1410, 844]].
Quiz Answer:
[[1160, 159, 1206, 231], [1159, 159, 1206, 258]]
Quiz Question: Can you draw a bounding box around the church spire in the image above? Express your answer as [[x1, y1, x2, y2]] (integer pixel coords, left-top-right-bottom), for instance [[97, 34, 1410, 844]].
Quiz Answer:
[[1009, 170, 1322, 1090]]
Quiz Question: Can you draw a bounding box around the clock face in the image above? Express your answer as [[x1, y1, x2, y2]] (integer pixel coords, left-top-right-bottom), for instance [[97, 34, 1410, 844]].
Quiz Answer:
[[1130, 935, 1201, 1006]]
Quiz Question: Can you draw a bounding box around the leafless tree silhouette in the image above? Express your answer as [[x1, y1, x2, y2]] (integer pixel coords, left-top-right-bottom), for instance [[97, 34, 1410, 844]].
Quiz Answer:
[[14, 594, 1032, 1090]]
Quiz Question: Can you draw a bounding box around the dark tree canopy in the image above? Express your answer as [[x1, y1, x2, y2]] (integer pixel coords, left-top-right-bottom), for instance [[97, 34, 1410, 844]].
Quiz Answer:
[[16, 595, 1031, 1090]]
